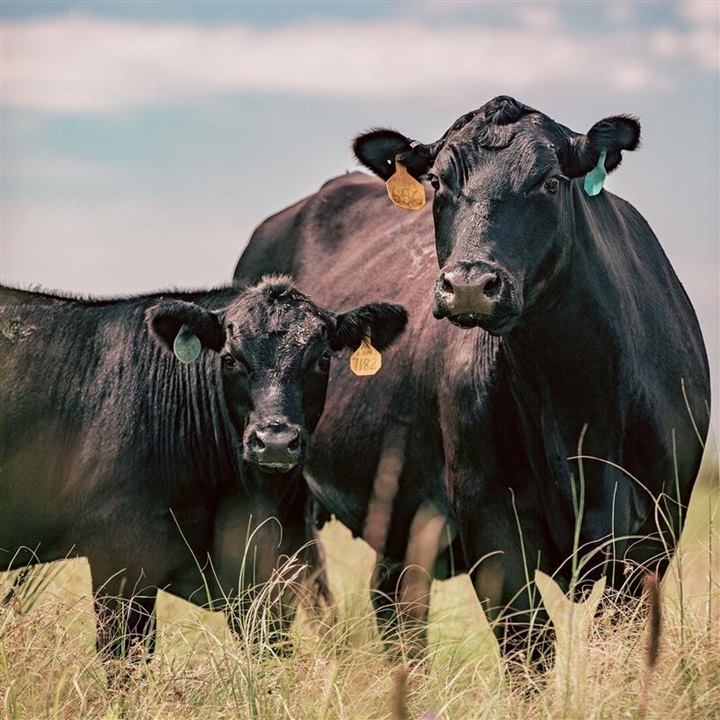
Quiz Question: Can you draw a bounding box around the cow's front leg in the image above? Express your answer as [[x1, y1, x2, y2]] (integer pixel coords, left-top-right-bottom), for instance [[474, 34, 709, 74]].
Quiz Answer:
[[371, 501, 453, 659], [363, 423, 433, 657], [456, 486, 555, 670], [94, 589, 158, 685]]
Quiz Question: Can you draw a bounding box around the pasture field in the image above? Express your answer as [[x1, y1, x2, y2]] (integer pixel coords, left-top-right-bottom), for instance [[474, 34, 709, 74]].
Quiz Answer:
[[1, 451, 718, 720]]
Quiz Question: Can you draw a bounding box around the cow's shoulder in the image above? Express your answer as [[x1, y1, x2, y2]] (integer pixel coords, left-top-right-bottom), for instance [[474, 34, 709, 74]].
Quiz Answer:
[[316, 170, 384, 202], [253, 172, 380, 238], [282, 171, 388, 234]]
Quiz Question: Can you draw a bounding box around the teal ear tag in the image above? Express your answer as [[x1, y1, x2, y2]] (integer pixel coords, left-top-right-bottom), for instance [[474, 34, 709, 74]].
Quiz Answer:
[[583, 149, 607, 197], [173, 323, 202, 364]]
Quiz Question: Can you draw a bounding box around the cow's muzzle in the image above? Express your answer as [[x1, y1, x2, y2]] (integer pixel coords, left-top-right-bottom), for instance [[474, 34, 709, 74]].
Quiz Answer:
[[243, 422, 307, 474], [433, 263, 521, 334]]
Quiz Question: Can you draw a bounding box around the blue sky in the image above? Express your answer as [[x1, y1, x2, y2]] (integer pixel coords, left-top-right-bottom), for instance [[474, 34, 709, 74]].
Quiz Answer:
[[1, 0, 718, 421]]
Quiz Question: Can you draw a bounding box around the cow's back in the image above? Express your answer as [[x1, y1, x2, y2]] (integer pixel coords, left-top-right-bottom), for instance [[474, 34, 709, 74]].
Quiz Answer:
[[1, 289, 105, 558], [239, 173, 428, 304], [0, 287, 234, 580]]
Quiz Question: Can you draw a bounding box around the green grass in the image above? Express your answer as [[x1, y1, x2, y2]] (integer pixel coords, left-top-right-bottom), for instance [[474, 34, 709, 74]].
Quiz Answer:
[[1, 452, 718, 719]]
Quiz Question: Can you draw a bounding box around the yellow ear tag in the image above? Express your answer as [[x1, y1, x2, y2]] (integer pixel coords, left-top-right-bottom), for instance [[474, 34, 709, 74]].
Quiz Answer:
[[350, 332, 382, 376], [386, 158, 426, 211]]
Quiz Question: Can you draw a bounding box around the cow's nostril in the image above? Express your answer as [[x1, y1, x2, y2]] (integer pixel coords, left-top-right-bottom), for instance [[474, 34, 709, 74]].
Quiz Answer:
[[440, 274, 454, 295], [483, 275, 502, 298], [248, 434, 265, 452], [288, 436, 300, 452]]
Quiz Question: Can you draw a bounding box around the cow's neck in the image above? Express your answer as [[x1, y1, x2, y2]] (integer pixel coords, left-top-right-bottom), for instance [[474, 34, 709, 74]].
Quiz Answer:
[[496, 184, 643, 483], [140, 351, 244, 497], [509, 186, 638, 393]]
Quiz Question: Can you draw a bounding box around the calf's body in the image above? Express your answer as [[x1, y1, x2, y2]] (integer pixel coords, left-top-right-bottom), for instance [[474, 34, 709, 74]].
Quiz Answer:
[[0, 278, 406, 666]]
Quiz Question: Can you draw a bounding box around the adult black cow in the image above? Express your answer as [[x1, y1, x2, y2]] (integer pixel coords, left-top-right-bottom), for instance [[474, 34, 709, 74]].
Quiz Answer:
[[0, 275, 407, 672], [235, 96, 710, 659]]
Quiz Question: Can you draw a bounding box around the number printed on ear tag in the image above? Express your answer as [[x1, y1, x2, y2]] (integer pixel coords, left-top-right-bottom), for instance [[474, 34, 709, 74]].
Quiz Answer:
[[350, 334, 382, 376], [386, 159, 426, 211], [173, 323, 202, 364]]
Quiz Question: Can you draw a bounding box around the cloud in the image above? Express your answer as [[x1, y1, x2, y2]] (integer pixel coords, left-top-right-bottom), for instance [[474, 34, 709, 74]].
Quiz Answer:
[[2, 14, 716, 115], [677, 0, 720, 69], [1, 194, 245, 295], [604, 2, 636, 25], [2, 154, 120, 188], [679, 0, 720, 27], [512, 4, 563, 31]]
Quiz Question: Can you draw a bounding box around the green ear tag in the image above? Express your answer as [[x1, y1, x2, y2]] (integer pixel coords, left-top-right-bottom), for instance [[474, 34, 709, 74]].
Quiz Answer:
[[173, 323, 202, 364], [583, 149, 607, 197]]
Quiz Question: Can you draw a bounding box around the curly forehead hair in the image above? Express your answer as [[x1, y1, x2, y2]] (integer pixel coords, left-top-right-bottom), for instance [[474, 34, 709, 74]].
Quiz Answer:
[[447, 96, 542, 154], [246, 274, 333, 332], [253, 274, 298, 300]]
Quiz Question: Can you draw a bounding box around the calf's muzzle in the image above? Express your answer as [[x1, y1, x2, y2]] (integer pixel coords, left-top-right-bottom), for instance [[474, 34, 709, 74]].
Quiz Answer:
[[244, 422, 307, 473]]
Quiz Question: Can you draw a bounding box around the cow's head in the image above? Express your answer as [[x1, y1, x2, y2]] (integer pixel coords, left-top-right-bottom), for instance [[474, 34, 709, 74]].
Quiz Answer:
[[146, 275, 407, 473], [353, 95, 640, 334]]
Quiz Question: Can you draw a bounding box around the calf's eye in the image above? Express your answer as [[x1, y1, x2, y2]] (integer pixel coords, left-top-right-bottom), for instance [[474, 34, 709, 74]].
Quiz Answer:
[[315, 355, 331, 373], [222, 355, 237, 368], [426, 174, 440, 191], [544, 177, 560, 194]]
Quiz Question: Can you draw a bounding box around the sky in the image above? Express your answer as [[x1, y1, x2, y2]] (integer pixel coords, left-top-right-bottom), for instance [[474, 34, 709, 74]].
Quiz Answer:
[[1, 0, 718, 427]]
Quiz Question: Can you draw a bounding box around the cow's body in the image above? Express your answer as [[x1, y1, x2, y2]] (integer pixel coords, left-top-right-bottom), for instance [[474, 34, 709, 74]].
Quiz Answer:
[[235, 97, 710, 656], [0, 278, 406, 668]]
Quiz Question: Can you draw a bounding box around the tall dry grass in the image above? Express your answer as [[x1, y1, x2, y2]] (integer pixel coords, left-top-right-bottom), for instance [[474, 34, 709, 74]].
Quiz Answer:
[[1, 451, 718, 720]]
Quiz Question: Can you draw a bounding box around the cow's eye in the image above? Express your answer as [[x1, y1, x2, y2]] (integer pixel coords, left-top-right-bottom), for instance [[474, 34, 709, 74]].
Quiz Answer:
[[424, 173, 440, 191], [544, 177, 560, 194], [222, 354, 237, 368]]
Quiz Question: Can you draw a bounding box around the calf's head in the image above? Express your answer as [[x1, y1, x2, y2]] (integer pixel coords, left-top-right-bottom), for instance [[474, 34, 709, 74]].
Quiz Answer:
[[146, 275, 407, 473], [354, 95, 640, 334]]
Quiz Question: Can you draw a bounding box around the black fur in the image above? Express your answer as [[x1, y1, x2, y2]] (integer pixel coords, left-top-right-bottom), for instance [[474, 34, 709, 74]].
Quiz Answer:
[[146, 298, 226, 354], [236, 95, 709, 664], [353, 95, 641, 184], [562, 114, 641, 177], [0, 278, 407, 672], [332, 302, 408, 352], [352, 129, 416, 180]]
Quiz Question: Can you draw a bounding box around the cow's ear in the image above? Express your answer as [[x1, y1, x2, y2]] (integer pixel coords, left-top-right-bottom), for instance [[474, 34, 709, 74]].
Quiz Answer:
[[146, 300, 226, 362], [353, 129, 434, 181], [331, 302, 408, 352], [561, 115, 641, 179]]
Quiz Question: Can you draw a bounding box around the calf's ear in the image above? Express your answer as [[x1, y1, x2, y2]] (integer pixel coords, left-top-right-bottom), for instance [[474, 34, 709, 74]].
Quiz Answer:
[[353, 129, 434, 180], [561, 115, 641, 179], [331, 303, 408, 352], [146, 300, 226, 363]]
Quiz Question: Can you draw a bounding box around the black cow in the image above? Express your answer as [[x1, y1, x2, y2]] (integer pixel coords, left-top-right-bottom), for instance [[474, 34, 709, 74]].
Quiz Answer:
[[235, 96, 710, 659], [0, 275, 407, 671]]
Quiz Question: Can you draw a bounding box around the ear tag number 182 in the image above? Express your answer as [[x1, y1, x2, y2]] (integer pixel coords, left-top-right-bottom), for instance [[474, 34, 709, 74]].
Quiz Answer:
[[350, 333, 382, 376]]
